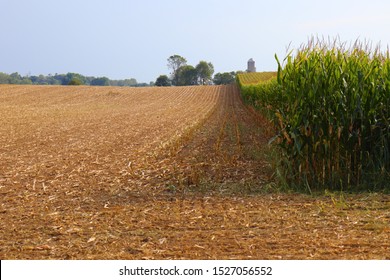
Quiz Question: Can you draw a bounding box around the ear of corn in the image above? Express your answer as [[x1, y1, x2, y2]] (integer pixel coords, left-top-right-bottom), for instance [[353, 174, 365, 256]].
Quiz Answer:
[[238, 38, 390, 192]]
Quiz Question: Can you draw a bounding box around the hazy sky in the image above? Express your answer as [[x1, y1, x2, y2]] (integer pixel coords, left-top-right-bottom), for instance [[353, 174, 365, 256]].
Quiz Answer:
[[1, 0, 390, 82]]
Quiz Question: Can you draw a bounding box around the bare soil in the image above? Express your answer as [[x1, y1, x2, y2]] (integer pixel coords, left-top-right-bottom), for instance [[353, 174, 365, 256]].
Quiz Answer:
[[0, 84, 389, 259]]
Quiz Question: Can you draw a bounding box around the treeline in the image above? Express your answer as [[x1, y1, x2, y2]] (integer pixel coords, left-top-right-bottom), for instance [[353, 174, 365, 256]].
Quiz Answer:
[[155, 54, 242, 86], [1, 57, 244, 87], [213, 71, 243, 85], [0, 72, 151, 87]]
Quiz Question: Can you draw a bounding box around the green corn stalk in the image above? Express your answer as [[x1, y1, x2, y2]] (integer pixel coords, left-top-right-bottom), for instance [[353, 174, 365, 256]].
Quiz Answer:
[[239, 37, 390, 192]]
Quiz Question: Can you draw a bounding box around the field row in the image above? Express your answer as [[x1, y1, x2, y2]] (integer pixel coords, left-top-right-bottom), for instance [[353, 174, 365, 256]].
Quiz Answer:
[[0, 85, 223, 194], [0, 84, 388, 259], [237, 72, 276, 85]]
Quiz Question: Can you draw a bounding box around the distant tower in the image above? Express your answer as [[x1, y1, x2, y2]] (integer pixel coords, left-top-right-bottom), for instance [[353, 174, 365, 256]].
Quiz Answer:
[[247, 58, 256, 72]]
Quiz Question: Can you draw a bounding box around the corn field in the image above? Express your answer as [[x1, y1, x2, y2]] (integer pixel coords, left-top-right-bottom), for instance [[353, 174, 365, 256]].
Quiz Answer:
[[1, 82, 389, 260], [239, 39, 390, 192], [237, 72, 276, 85]]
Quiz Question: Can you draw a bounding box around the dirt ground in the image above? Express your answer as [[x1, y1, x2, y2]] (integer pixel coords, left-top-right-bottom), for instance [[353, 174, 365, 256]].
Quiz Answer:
[[0, 84, 389, 259]]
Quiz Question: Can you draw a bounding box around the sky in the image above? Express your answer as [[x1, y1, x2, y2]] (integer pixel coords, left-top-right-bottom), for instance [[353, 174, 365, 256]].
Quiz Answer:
[[1, 0, 390, 83]]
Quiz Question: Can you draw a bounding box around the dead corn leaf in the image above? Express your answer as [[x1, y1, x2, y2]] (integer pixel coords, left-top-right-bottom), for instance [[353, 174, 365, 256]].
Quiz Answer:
[[87, 236, 96, 243]]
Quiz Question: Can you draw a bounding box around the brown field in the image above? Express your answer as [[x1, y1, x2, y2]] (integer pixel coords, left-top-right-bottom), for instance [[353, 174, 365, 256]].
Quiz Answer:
[[0, 84, 389, 259]]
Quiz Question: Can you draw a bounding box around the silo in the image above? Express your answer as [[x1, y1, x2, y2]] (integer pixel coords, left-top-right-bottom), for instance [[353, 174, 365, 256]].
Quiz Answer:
[[247, 58, 256, 72]]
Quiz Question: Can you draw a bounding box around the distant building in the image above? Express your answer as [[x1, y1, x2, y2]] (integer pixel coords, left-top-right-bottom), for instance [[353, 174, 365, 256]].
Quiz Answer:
[[247, 58, 256, 72]]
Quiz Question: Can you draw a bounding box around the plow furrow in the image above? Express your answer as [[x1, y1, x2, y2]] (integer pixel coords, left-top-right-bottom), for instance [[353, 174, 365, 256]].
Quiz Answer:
[[0, 84, 388, 260]]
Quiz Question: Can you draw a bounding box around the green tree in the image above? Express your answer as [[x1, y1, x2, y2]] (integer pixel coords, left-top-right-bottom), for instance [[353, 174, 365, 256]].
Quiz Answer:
[[68, 78, 83, 85], [196, 61, 214, 85], [91, 77, 110, 86], [122, 78, 137, 86], [110, 78, 137, 87], [0, 72, 10, 84], [176, 65, 198, 86], [213, 72, 237, 85], [155, 75, 171, 86], [37, 74, 48, 85], [65, 73, 86, 85], [167, 55, 187, 85], [9, 72, 22, 84], [21, 78, 32, 84]]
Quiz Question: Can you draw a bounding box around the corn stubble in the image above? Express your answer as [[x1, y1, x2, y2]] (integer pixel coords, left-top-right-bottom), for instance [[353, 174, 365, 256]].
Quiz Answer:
[[0, 83, 389, 260], [0, 84, 274, 259]]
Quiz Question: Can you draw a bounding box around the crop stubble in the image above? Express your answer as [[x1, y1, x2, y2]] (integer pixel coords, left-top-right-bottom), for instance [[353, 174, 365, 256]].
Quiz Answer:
[[0, 84, 389, 259]]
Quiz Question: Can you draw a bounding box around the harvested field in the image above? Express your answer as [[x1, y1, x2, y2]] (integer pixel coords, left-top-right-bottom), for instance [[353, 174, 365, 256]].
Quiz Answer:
[[0, 84, 389, 259]]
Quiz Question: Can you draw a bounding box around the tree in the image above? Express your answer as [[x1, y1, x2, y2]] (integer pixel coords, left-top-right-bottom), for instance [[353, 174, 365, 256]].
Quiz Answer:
[[213, 72, 237, 85], [123, 78, 137, 86], [110, 78, 137, 87], [167, 55, 187, 85], [9, 72, 22, 84], [91, 77, 110, 86], [155, 75, 171, 86], [0, 72, 10, 84], [60, 73, 86, 85], [68, 78, 83, 85], [0, 71, 141, 86], [20, 78, 32, 85], [196, 61, 214, 85], [176, 65, 198, 86]]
